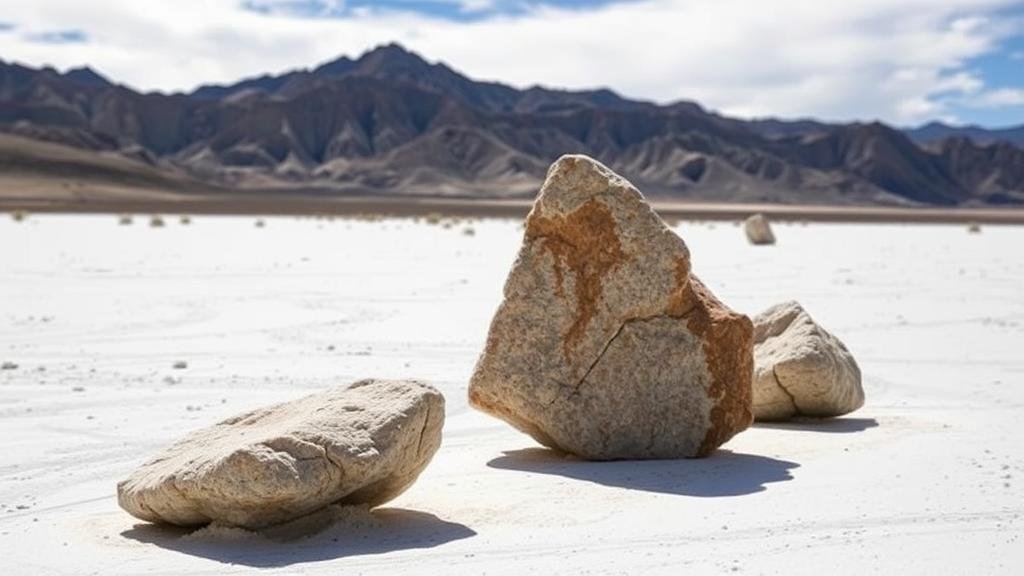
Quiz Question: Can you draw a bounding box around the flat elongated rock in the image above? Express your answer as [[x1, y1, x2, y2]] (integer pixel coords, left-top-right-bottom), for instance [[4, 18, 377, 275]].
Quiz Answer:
[[752, 301, 864, 420], [469, 155, 753, 460], [744, 213, 775, 245], [118, 379, 444, 528]]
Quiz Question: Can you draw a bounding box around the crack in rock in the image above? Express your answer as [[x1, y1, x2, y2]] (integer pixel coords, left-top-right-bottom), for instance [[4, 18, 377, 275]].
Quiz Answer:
[[771, 365, 800, 415], [568, 321, 627, 396], [563, 300, 701, 403]]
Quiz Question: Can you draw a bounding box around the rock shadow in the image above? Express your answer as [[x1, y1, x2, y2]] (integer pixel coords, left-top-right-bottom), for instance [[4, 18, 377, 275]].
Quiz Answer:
[[753, 417, 879, 434], [120, 507, 475, 568], [487, 448, 798, 497]]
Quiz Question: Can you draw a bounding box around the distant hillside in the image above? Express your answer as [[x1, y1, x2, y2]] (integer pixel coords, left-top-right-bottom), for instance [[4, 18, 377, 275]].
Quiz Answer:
[[905, 122, 1024, 149], [0, 132, 218, 194], [1, 44, 1023, 206]]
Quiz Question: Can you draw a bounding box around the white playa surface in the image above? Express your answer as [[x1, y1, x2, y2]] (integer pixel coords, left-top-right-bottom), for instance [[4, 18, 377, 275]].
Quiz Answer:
[[1, 214, 1022, 575]]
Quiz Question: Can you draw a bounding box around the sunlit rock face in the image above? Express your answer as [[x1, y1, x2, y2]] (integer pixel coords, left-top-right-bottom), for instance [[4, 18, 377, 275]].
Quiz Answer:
[[469, 155, 753, 460]]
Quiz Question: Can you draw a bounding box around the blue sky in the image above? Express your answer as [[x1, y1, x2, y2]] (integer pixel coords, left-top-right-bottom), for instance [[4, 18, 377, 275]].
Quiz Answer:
[[241, 0, 634, 21], [948, 11, 1024, 126], [0, 0, 1022, 128]]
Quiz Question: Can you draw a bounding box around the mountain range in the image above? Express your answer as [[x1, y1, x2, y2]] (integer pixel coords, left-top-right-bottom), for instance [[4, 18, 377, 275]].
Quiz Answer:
[[2, 43, 1023, 206]]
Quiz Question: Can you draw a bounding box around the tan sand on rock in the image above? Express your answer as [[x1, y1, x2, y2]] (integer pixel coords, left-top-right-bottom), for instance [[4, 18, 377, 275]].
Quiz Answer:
[[117, 379, 444, 529], [468, 154, 754, 460]]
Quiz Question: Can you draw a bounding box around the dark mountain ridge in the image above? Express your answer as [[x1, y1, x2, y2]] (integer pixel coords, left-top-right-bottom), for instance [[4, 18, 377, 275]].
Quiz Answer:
[[1, 44, 1022, 205], [905, 121, 1024, 149]]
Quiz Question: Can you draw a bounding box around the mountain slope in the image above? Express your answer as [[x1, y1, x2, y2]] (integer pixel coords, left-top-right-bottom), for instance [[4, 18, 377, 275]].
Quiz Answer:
[[1, 46, 1023, 206], [0, 132, 219, 200], [906, 122, 1024, 149]]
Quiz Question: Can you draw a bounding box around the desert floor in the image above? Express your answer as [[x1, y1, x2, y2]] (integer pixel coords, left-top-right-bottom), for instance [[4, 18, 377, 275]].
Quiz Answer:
[[1, 214, 1022, 575]]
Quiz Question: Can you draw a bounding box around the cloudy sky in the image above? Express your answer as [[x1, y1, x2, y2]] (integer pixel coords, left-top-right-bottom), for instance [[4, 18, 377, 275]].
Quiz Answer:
[[0, 0, 1022, 127]]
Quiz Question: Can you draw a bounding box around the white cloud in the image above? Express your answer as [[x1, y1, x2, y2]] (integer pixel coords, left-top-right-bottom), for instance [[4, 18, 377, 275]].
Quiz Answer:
[[0, 0, 1019, 124], [243, 0, 346, 17], [973, 87, 1024, 107], [459, 0, 497, 13]]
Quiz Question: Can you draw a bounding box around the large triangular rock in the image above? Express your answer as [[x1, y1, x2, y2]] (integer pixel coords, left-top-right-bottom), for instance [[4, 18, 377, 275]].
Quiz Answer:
[[469, 155, 753, 460], [118, 379, 444, 529], [752, 301, 864, 420]]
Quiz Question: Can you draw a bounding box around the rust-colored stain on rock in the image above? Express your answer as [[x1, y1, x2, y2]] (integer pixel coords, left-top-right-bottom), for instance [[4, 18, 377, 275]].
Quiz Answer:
[[665, 256, 694, 317], [684, 276, 754, 456], [526, 199, 627, 357]]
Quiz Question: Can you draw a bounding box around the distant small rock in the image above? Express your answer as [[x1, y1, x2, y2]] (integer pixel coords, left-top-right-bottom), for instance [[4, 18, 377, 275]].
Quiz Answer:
[[752, 301, 864, 420], [117, 379, 445, 528], [172, 361, 188, 370], [744, 214, 776, 245], [255, 219, 266, 228], [968, 221, 981, 233], [150, 215, 165, 228], [118, 214, 133, 225], [1, 362, 17, 370]]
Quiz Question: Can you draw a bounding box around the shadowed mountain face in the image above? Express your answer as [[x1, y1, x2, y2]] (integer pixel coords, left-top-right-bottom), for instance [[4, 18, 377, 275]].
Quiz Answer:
[[1, 44, 1023, 205]]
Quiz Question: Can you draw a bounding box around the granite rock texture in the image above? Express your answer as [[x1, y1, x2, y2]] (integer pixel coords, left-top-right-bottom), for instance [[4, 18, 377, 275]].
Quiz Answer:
[[118, 379, 444, 528], [469, 155, 753, 460], [752, 301, 864, 420]]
